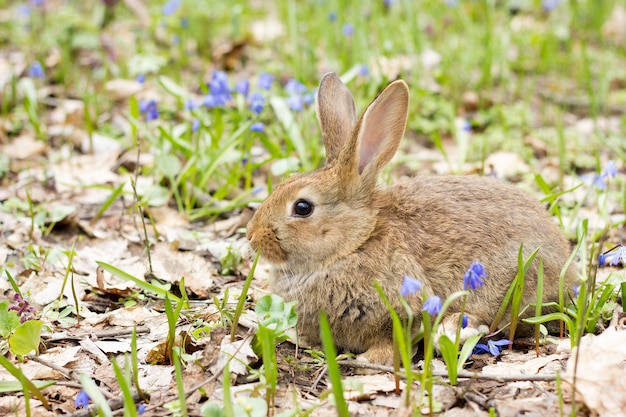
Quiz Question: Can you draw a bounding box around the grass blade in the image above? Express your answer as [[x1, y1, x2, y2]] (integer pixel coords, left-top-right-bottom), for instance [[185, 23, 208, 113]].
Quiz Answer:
[[319, 311, 350, 417]]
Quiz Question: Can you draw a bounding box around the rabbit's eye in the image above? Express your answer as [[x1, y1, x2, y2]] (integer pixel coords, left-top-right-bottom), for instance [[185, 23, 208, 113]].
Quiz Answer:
[[293, 199, 314, 217]]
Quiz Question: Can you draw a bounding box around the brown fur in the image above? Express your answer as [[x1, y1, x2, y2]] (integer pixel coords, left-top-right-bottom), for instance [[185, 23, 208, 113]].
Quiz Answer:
[[246, 73, 576, 364]]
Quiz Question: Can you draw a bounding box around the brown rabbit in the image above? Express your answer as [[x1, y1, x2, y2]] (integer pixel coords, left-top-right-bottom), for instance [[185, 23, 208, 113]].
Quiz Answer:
[[246, 73, 575, 364]]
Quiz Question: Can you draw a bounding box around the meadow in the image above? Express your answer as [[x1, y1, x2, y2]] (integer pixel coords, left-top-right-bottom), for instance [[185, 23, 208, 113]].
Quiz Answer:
[[0, 0, 625, 415]]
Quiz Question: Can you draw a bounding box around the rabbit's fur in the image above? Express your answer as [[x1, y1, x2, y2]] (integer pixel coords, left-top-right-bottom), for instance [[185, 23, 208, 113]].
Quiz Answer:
[[246, 73, 575, 364]]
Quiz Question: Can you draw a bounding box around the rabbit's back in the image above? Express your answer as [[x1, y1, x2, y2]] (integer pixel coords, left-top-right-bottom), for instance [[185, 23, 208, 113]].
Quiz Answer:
[[382, 175, 573, 322]]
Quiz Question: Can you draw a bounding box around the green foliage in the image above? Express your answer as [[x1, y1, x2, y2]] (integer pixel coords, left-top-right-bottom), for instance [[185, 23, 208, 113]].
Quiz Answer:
[[318, 311, 350, 417], [220, 245, 243, 276], [0, 300, 43, 358], [253, 293, 298, 410], [0, 301, 21, 339], [230, 250, 260, 340], [9, 320, 44, 356], [96, 261, 181, 303]]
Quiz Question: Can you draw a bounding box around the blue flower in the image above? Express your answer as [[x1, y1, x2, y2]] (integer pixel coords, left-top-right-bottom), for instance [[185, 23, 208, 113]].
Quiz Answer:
[[602, 160, 617, 179], [328, 12, 338, 22], [257, 72, 274, 90], [137, 403, 146, 414], [601, 244, 626, 267], [461, 314, 468, 329], [249, 92, 265, 114], [359, 65, 370, 77], [235, 80, 250, 97], [383, 0, 393, 7], [463, 261, 486, 291], [18, 4, 32, 16], [250, 122, 265, 133], [184, 98, 198, 111], [285, 79, 308, 96], [422, 296, 442, 316], [401, 275, 422, 297], [572, 283, 580, 297], [592, 175, 607, 189], [30, 0, 45, 6], [446, 0, 459, 6], [473, 339, 512, 356], [542, 0, 561, 12], [139, 99, 158, 122], [75, 390, 90, 408], [286, 95, 304, 112], [302, 92, 315, 106], [203, 71, 232, 108], [342, 23, 354, 36], [28, 61, 44, 78], [136, 74, 146, 84], [162, 0, 180, 16], [208, 71, 231, 97], [192, 119, 200, 132]]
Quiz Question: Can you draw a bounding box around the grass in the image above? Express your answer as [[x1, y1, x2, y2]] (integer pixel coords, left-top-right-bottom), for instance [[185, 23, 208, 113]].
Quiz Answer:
[[0, 0, 625, 415]]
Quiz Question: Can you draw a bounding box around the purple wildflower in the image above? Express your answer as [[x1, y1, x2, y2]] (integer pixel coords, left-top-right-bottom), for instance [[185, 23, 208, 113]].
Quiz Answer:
[[203, 71, 232, 108], [401, 275, 423, 297], [162, 0, 180, 16], [463, 261, 486, 290], [75, 390, 90, 408], [249, 92, 265, 114], [599, 244, 626, 267], [285, 79, 308, 96], [250, 122, 265, 133], [342, 23, 354, 36], [235, 80, 250, 97], [184, 98, 198, 111], [139, 99, 158, 121], [422, 296, 442, 316], [28, 61, 45, 78], [302, 92, 315, 106], [192, 119, 200, 132], [8, 293, 35, 323], [473, 339, 512, 356], [286, 95, 303, 112], [542, 0, 561, 12], [257, 73, 274, 90]]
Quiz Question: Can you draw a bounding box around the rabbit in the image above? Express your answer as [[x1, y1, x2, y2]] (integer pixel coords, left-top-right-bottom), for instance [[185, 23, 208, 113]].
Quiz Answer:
[[246, 73, 576, 365]]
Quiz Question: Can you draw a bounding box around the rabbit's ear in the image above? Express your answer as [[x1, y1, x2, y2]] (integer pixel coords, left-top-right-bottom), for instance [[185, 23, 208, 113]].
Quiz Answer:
[[353, 80, 409, 178], [316, 73, 357, 164]]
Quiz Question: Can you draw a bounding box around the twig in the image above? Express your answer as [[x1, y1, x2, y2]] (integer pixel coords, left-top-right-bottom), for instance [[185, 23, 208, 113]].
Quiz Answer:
[[338, 359, 558, 382], [25, 355, 80, 383], [43, 326, 150, 343]]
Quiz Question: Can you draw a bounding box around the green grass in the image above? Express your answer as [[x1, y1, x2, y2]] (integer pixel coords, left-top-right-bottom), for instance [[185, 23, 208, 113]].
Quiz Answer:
[[0, 0, 625, 415]]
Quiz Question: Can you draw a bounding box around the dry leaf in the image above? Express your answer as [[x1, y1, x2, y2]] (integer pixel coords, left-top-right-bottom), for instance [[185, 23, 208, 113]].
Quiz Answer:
[[564, 328, 626, 417]]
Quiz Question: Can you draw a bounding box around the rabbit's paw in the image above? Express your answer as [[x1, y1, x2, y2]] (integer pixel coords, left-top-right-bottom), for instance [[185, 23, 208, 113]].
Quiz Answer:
[[435, 313, 488, 348], [356, 342, 395, 368]]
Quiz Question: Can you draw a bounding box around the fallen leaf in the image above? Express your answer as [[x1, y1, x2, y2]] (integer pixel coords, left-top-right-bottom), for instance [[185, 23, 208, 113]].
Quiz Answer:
[[564, 328, 626, 417], [210, 337, 257, 378]]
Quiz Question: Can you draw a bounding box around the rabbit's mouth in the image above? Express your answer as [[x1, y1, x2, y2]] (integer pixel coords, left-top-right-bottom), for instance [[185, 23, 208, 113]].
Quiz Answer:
[[247, 228, 287, 265]]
